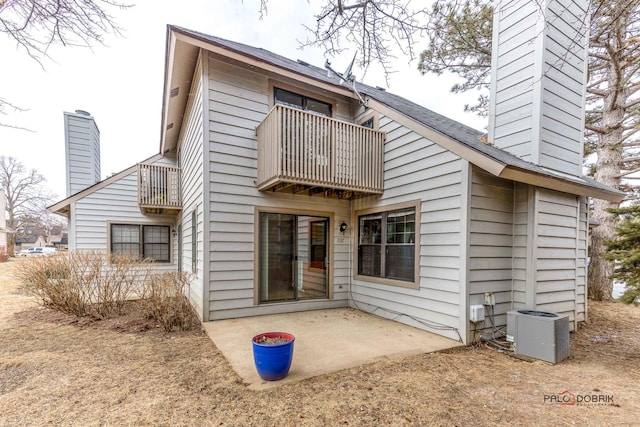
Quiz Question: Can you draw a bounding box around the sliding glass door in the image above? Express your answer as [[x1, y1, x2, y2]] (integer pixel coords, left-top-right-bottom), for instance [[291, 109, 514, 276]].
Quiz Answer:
[[259, 212, 329, 303]]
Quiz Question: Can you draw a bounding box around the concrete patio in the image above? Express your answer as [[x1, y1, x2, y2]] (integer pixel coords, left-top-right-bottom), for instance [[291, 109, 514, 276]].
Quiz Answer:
[[202, 308, 463, 390]]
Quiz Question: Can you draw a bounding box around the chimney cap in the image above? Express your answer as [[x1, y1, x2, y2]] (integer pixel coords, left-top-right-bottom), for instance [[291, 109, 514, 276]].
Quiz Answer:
[[74, 109, 91, 116]]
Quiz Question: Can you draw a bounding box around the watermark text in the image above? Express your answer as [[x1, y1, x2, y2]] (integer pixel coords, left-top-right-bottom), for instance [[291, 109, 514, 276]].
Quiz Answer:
[[543, 390, 615, 406]]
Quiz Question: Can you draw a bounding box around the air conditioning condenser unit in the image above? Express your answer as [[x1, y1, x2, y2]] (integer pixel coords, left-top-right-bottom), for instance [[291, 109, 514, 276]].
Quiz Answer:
[[506, 310, 570, 364]]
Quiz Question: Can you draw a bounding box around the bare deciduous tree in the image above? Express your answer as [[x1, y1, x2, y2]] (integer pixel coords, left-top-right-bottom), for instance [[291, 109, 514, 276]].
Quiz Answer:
[[259, 0, 430, 82], [0, 155, 56, 250], [0, 0, 130, 128]]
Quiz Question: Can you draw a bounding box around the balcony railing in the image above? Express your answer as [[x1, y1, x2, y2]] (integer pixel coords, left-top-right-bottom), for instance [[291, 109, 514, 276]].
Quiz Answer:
[[138, 164, 182, 214], [256, 104, 385, 197]]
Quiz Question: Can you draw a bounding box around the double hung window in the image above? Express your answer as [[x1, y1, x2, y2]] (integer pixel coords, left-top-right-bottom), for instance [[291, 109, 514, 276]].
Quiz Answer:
[[357, 207, 416, 283], [110, 224, 170, 262]]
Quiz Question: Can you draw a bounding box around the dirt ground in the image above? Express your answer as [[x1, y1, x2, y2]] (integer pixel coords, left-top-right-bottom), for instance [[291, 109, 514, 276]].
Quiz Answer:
[[1, 258, 639, 426]]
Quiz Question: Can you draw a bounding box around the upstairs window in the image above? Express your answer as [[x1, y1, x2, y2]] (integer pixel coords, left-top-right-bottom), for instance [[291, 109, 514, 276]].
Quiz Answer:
[[360, 117, 375, 129], [274, 87, 332, 117]]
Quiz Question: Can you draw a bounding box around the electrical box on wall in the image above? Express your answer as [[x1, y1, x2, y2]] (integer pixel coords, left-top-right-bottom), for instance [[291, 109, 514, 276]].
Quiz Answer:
[[470, 305, 485, 323], [484, 292, 495, 306]]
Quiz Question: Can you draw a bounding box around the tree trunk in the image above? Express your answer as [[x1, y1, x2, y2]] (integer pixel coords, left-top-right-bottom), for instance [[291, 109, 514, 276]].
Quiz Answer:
[[589, 198, 617, 300], [588, 62, 625, 300], [6, 208, 16, 255]]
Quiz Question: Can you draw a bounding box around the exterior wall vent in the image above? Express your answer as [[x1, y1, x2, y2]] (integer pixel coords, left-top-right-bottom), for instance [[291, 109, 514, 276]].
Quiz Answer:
[[506, 310, 570, 364], [170, 87, 179, 98]]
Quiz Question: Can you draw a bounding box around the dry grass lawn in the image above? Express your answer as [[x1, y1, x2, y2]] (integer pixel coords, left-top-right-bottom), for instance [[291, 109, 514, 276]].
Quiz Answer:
[[1, 258, 639, 426]]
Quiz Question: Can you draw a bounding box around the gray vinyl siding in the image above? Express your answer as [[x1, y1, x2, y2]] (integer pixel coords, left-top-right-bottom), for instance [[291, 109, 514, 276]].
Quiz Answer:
[[489, 0, 538, 162], [468, 176, 585, 334], [538, 0, 587, 174], [576, 196, 588, 321], [351, 115, 466, 342], [490, 0, 587, 175], [64, 112, 101, 197], [178, 51, 205, 319], [534, 189, 579, 322], [206, 54, 352, 320], [468, 169, 514, 334], [70, 155, 178, 273], [512, 183, 529, 310]]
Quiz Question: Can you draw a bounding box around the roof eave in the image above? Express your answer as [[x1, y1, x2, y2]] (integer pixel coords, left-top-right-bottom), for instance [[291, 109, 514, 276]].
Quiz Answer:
[[159, 26, 359, 155], [169, 26, 356, 99], [367, 99, 506, 176], [160, 28, 200, 154], [499, 166, 625, 202], [159, 28, 623, 203], [367, 100, 623, 202]]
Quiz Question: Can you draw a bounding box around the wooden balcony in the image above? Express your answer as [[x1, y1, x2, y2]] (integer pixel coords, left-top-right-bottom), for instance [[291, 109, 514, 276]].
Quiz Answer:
[[256, 104, 385, 198], [138, 164, 182, 214]]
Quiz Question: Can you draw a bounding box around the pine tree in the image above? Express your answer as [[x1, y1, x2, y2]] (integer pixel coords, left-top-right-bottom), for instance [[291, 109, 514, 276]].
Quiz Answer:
[[605, 205, 640, 303]]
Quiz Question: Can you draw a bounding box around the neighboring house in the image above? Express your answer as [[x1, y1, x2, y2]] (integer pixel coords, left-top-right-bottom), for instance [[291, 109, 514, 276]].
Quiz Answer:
[[14, 235, 47, 250], [52, 233, 68, 251], [49, 0, 623, 344], [47, 226, 68, 250]]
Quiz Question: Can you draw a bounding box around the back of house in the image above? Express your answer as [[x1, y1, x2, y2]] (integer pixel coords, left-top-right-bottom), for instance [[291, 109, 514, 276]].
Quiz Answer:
[[50, 0, 622, 346]]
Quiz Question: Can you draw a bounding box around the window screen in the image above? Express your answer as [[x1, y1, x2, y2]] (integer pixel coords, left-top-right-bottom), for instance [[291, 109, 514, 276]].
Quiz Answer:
[[110, 224, 170, 263], [143, 226, 170, 262], [357, 208, 415, 282], [111, 224, 140, 257]]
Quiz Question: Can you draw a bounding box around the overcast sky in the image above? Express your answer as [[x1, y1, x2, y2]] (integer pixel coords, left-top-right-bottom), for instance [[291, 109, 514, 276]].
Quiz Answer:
[[0, 0, 486, 201]]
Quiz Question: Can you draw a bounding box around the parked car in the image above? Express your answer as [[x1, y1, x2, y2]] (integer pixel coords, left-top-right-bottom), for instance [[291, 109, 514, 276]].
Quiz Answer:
[[18, 247, 57, 257]]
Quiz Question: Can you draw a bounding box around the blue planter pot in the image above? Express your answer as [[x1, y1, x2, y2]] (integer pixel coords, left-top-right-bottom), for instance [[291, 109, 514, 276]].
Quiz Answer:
[[252, 332, 295, 381]]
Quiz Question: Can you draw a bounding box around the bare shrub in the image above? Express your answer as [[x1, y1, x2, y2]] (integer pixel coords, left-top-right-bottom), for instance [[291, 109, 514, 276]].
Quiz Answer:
[[66, 251, 150, 318], [18, 253, 85, 315], [16, 251, 199, 331], [16, 251, 150, 318], [142, 272, 198, 332]]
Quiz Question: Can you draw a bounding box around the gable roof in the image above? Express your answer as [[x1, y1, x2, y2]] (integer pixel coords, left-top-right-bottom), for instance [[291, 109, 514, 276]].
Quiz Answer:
[[15, 235, 38, 244], [164, 26, 623, 202], [48, 153, 163, 215]]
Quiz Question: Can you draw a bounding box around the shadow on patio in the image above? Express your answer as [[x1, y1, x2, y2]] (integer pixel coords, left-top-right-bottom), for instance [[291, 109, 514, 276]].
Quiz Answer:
[[202, 308, 463, 390]]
